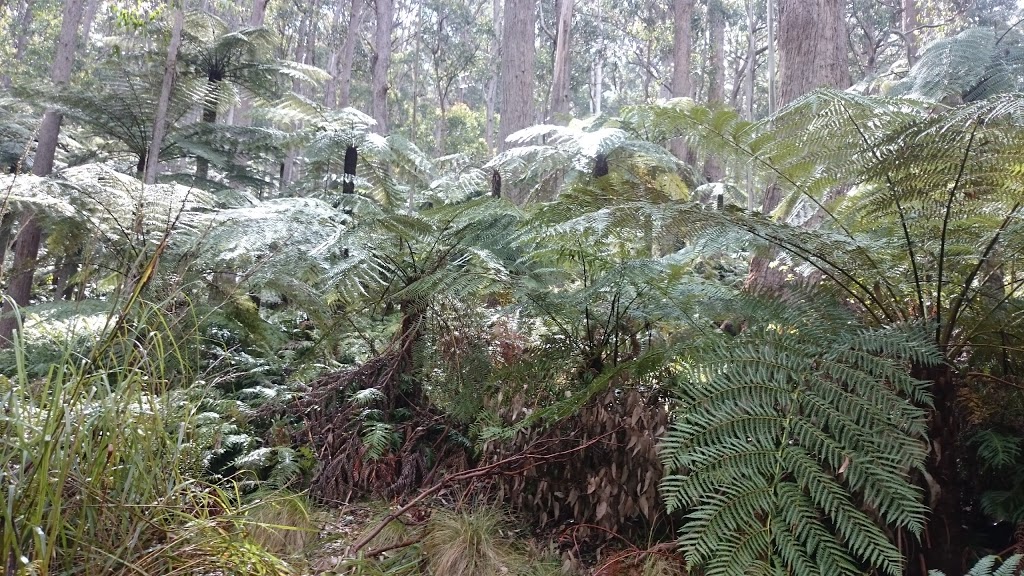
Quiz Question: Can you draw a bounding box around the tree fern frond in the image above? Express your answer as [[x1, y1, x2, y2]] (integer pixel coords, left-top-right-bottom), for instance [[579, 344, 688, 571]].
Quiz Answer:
[[661, 299, 932, 576]]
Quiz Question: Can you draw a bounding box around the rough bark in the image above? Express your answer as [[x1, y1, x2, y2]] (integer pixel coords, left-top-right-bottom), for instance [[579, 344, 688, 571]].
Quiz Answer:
[[775, 0, 850, 108], [745, 0, 850, 292], [703, 0, 726, 182], [669, 0, 694, 161], [0, 0, 86, 346], [195, 99, 217, 181], [547, 0, 573, 121], [909, 364, 967, 576], [371, 0, 393, 133], [498, 0, 537, 204], [144, 1, 184, 185]]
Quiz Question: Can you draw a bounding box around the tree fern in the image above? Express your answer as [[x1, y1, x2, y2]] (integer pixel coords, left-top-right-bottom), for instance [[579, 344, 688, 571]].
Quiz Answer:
[[660, 299, 936, 576], [885, 27, 1024, 103]]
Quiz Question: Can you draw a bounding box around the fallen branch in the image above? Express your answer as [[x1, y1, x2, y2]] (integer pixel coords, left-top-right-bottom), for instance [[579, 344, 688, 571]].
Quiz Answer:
[[347, 430, 617, 556]]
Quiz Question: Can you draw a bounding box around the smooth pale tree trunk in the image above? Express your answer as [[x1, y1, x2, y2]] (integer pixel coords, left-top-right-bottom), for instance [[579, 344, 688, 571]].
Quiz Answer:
[[144, 1, 185, 185], [903, 0, 919, 66], [702, 0, 726, 183], [371, 0, 393, 133], [231, 0, 272, 129], [498, 0, 537, 204], [324, 0, 349, 108], [547, 0, 573, 120], [766, 0, 776, 113], [80, 0, 99, 40], [484, 0, 500, 149], [250, 0, 269, 26], [589, 0, 604, 115], [337, 0, 364, 109], [669, 0, 694, 161], [281, 2, 316, 187], [0, 0, 86, 346]]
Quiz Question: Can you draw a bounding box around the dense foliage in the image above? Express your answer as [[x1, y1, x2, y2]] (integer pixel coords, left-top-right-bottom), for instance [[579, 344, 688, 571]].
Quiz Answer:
[[3, 1, 1024, 575]]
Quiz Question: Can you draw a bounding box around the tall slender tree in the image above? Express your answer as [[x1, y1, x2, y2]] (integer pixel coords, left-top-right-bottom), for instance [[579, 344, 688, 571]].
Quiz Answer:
[[144, 0, 185, 184], [498, 0, 537, 203], [669, 0, 694, 162], [745, 0, 850, 291], [371, 0, 393, 133], [0, 0, 87, 346], [703, 0, 726, 182], [547, 0, 573, 120]]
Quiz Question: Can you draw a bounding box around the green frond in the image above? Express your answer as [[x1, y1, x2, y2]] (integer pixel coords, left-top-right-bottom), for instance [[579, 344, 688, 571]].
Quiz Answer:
[[660, 299, 932, 576], [887, 28, 1024, 103], [929, 555, 1024, 576]]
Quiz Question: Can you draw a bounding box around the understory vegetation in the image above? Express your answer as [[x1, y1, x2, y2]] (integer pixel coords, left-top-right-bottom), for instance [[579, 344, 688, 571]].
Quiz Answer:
[[4, 4, 1024, 576]]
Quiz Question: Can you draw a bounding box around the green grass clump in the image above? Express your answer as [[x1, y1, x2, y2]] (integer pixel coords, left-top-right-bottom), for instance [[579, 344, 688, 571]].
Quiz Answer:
[[0, 305, 296, 575]]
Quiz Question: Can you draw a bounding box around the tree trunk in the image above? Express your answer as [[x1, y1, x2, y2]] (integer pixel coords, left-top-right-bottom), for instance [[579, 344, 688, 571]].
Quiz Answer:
[[195, 99, 217, 181], [669, 0, 694, 161], [498, 0, 537, 204], [2, 0, 34, 90], [703, 0, 726, 183], [337, 0, 364, 109], [484, 0, 501, 150], [903, 0, 919, 67], [745, 0, 850, 292], [145, 0, 184, 185], [371, 0, 393, 133], [547, 0, 573, 121], [775, 0, 850, 108], [80, 0, 99, 40], [0, 0, 86, 346], [0, 213, 14, 281], [324, 0, 347, 108], [766, 0, 776, 113], [589, 0, 604, 115], [250, 0, 269, 26], [907, 364, 967, 576]]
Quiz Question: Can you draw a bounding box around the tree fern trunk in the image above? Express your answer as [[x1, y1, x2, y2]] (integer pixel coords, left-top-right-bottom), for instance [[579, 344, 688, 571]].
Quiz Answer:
[[195, 101, 217, 181], [910, 363, 967, 576]]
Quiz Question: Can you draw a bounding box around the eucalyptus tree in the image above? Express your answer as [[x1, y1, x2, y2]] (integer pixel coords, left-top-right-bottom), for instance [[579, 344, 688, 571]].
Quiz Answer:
[[547, 0, 574, 121], [497, 0, 537, 204], [0, 0, 86, 346], [669, 0, 695, 160], [371, 0, 393, 133]]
